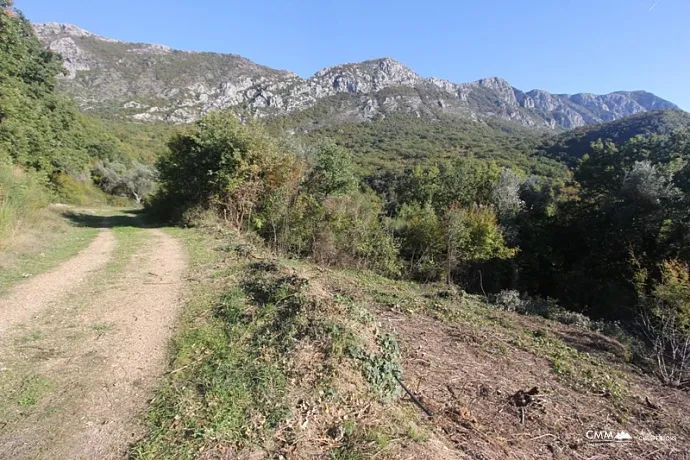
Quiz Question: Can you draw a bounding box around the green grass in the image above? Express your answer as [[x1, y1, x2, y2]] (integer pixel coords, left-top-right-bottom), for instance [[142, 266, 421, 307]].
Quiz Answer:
[[132, 224, 443, 459], [132, 229, 294, 459], [0, 165, 52, 242], [405, 421, 429, 442], [513, 329, 625, 401], [0, 221, 99, 296], [91, 322, 115, 332], [17, 375, 52, 408], [14, 329, 44, 344], [105, 225, 150, 276]]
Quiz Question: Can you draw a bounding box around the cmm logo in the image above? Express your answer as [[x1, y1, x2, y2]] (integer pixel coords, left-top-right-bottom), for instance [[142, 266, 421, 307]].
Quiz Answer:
[[586, 431, 633, 444]]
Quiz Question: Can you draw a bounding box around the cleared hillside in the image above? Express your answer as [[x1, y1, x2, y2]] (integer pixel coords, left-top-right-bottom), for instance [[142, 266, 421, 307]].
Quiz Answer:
[[131, 220, 690, 460]]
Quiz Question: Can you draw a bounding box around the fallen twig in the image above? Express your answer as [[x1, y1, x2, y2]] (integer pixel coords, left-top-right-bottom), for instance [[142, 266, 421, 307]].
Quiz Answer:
[[166, 354, 210, 375], [395, 374, 433, 417], [530, 433, 557, 441]]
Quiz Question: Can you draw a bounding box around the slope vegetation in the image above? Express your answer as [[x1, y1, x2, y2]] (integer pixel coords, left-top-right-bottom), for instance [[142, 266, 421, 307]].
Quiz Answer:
[[537, 109, 690, 165], [132, 220, 690, 459]]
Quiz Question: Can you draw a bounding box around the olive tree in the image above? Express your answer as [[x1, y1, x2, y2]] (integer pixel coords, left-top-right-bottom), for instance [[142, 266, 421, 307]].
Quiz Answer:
[[93, 161, 157, 203]]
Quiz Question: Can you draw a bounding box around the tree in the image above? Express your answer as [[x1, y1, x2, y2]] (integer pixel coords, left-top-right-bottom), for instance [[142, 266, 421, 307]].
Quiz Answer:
[[394, 202, 444, 281], [492, 168, 525, 220], [125, 163, 157, 203], [637, 260, 690, 388], [307, 141, 357, 198], [93, 161, 128, 195], [93, 161, 157, 203], [442, 204, 515, 284], [518, 130, 690, 320], [157, 111, 291, 227], [621, 160, 673, 208], [395, 165, 440, 208]]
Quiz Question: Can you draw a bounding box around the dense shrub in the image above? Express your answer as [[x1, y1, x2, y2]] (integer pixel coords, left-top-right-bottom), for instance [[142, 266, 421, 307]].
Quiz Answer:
[[154, 113, 401, 276], [311, 191, 401, 276], [637, 260, 690, 387], [0, 164, 51, 243]]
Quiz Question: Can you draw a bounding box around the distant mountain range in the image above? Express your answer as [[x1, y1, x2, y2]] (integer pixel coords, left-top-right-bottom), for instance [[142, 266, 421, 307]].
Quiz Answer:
[[35, 23, 680, 130]]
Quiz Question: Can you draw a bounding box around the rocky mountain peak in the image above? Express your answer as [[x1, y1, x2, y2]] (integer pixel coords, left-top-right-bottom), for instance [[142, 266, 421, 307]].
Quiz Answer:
[[34, 23, 682, 129], [312, 57, 422, 94], [34, 22, 119, 43], [475, 77, 512, 91]]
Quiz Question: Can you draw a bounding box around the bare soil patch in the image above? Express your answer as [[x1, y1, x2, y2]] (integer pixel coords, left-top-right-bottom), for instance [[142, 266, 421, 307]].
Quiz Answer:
[[0, 229, 116, 337], [376, 306, 690, 459]]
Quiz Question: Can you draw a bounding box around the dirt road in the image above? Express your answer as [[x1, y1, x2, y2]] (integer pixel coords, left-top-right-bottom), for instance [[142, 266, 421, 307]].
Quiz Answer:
[[0, 229, 116, 338], [0, 215, 187, 459]]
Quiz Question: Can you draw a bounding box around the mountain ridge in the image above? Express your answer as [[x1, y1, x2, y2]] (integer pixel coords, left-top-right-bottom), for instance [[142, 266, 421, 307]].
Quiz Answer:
[[34, 22, 680, 129]]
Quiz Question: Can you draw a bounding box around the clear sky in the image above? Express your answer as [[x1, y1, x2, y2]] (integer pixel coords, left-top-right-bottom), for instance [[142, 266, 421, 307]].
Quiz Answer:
[[17, 0, 690, 110]]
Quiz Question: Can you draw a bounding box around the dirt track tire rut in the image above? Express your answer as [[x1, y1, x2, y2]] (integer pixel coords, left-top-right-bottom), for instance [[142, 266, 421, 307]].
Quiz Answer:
[[0, 229, 116, 338], [0, 227, 187, 460]]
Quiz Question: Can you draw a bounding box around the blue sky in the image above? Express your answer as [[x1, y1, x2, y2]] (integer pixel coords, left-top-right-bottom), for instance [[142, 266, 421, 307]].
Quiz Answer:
[[17, 0, 690, 110]]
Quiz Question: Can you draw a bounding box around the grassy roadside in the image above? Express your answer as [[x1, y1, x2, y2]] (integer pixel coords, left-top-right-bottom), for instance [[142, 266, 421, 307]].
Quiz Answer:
[[0, 207, 152, 296], [131, 225, 294, 459], [132, 225, 427, 459], [132, 221, 690, 459], [0, 208, 99, 296]]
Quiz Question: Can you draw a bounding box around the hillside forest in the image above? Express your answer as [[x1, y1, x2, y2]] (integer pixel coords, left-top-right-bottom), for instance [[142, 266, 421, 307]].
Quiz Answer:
[[2, 1, 690, 389]]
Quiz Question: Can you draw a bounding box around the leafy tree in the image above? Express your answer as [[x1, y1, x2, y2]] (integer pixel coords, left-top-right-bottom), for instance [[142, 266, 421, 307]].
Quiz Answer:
[[517, 130, 690, 320], [492, 168, 525, 220], [125, 163, 157, 203], [442, 205, 516, 284], [394, 202, 444, 280], [395, 165, 440, 208], [435, 158, 500, 211], [157, 111, 295, 227], [93, 161, 157, 203], [621, 160, 674, 207], [307, 141, 357, 198], [637, 260, 690, 387]]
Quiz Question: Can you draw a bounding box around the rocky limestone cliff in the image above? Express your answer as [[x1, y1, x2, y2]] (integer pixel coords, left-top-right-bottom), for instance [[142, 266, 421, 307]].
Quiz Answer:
[[34, 23, 680, 129]]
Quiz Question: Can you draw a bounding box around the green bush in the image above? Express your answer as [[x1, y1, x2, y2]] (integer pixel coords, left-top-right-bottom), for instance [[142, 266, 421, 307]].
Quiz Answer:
[[311, 191, 401, 277], [53, 173, 122, 207], [637, 260, 690, 387], [0, 163, 52, 244]]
